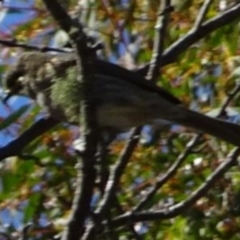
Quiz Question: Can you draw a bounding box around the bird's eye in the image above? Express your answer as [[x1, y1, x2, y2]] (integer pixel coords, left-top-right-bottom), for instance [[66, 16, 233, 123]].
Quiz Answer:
[[4, 69, 24, 90], [18, 76, 24, 84], [14, 77, 24, 91], [3, 76, 25, 103]]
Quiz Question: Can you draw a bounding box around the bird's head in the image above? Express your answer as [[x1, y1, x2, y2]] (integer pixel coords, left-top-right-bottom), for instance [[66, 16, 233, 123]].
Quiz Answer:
[[2, 52, 51, 103], [3, 68, 26, 103]]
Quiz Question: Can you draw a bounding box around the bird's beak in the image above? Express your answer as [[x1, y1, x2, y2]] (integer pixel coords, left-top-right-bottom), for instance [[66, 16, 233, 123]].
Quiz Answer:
[[3, 76, 24, 104], [3, 88, 18, 104], [3, 90, 14, 104]]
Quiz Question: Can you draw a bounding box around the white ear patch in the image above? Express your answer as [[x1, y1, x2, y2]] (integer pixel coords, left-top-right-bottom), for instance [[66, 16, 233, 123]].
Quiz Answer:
[[18, 76, 25, 82]]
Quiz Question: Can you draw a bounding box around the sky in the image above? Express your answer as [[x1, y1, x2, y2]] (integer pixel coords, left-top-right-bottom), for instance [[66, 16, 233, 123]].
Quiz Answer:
[[0, 0, 36, 230], [0, 0, 35, 147]]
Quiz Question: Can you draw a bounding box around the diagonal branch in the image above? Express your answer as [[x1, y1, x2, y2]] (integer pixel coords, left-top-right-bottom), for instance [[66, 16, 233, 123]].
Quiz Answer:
[[0, 117, 59, 161], [82, 127, 142, 240], [97, 128, 141, 215], [111, 147, 240, 227], [134, 134, 201, 211], [218, 83, 240, 117], [193, 0, 214, 29], [164, 3, 240, 66], [138, 3, 240, 74]]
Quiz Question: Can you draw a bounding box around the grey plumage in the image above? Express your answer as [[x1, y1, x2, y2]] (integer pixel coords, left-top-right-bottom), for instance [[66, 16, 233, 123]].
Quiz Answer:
[[3, 52, 240, 146]]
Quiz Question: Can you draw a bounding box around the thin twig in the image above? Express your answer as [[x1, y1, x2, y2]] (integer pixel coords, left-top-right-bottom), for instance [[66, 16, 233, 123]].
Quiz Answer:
[[111, 147, 240, 226], [96, 128, 141, 215], [138, 3, 240, 74], [194, 0, 213, 29], [19, 223, 32, 240], [0, 38, 71, 52], [146, 0, 172, 81], [134, 134, 201, 211], [218, 83, 240, 117], [133, 76, 240, 212], [112, 195, 142, 240], [82, 127, 142, 240]]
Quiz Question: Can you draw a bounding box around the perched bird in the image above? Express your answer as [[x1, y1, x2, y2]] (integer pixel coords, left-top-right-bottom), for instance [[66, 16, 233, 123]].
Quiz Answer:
[[3, 52, 240, 146]]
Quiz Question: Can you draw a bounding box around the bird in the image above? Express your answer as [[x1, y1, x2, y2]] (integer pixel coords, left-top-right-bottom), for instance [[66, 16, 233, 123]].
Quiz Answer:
[[3, 51, 240, 146]]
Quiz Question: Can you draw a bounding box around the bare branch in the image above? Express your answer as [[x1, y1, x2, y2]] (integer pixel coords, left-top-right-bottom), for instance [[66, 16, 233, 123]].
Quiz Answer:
[[41, 1, 73, 34], [112, 195, 142, 240], [0, 117, 59, 161], [134, 134, 201, 211], [146, 0, 172, 81], [111, 147, 240, 226], [138, 3, 240, 74], [83, 127, 142, 240], [134, 78, 240, 211], [218, 83, 240, 117], [42, 1, 98, 240], [0, 38, 71, 52], [97, 128, 141, 214], [19, 223, 32, 240], [194, 0, 214, 29]]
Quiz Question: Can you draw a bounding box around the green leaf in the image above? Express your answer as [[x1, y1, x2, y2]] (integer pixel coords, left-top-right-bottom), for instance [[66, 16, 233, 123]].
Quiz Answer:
[[1, 170, 19, 197], [223, 22, 239, 55], [0, 104, 31, 131], [23, 193, 42, 223]]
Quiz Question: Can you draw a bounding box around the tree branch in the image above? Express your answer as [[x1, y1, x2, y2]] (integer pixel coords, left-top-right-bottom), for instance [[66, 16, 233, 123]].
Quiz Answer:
[[134, 134, 201, 211], [193, 0, 213, 29], [138, 3, 240, 74], [42, 1, 98, 240], [146, 0, 172, 81], [218, 83, 240, 117], [0, 117, 59, 161], [83, 128, 142, 239], [111, 147, 240, 226], [0, 38, 71, 52]]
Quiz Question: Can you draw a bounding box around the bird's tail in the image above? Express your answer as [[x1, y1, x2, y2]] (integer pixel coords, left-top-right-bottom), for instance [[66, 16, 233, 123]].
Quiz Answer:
[[173, 107, 240, 146]]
